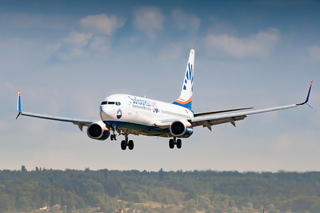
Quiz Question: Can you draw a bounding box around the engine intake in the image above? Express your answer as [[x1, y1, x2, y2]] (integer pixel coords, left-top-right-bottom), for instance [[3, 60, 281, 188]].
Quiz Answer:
[[87, 121, 110, 140], [169, 120, 193, 137], [170, 121, 186, 136]]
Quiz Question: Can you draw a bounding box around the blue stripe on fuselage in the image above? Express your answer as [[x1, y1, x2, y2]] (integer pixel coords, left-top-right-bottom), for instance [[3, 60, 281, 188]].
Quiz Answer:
[[103, 120, 193, 138], [103, 121, 167, 136]]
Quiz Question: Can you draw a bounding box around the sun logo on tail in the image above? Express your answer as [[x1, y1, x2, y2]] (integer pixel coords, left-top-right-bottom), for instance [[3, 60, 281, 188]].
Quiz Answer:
[[183, 63, 193, 91]]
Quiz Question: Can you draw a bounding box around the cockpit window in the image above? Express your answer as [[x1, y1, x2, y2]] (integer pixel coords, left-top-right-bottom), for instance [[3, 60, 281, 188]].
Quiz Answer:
[[101, 101, 121, 105]]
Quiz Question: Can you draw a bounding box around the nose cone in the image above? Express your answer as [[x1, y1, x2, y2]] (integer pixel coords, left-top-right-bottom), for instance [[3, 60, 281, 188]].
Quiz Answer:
[[100, 105, 113, 121]]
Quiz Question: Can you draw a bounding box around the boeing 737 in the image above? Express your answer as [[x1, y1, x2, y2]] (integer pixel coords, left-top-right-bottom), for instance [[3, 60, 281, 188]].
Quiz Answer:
[[16, 49, 313, 150]]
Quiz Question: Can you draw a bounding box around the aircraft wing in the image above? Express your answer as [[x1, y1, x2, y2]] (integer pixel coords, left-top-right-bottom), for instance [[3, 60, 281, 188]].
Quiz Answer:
[[191, 81, 313, 131], [16, 90, 94, 131]]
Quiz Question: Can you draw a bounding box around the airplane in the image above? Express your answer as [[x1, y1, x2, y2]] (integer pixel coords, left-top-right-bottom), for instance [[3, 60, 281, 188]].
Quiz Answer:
[[16, 49, 313, 150]]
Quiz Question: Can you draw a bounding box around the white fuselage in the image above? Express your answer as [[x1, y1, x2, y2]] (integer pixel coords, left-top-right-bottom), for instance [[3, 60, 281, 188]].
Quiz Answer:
[[100, 94, 194, 137]]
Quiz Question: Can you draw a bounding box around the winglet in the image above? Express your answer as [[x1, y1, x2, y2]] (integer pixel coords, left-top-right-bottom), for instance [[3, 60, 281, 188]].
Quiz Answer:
[[297, 81, 313, 106], [16, 90, 22, 119]]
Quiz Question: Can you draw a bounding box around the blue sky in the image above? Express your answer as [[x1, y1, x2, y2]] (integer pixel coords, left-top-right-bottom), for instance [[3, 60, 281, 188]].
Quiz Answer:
[[0, 0, 319, 172]]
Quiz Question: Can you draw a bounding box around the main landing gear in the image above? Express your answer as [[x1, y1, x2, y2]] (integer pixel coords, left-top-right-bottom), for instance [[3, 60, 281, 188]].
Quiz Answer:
[[169, 137, 182, 149], [121, 134, 134, 150], [109, 125, 134, 150]]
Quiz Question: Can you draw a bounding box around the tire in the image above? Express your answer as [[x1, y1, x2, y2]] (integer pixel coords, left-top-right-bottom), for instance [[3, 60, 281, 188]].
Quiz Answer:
[[169, 139, 174, 149], [110, 135, 114, 141], [121, 140, 127, 150], [176, 139, 182, 149], [128, 140, 134, 150]]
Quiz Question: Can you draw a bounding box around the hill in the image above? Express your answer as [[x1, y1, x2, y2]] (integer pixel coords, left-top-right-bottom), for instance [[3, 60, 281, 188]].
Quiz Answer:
[[0, 167, 320, 212]]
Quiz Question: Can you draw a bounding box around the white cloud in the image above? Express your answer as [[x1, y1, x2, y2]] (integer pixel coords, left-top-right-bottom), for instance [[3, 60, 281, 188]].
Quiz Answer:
[[171, 9, 201, 32], [133, 7, 164, 38], [63, 31, 93, 47], [46, 43, 62, 53], [80, 14, 124, 35], [59, 32, 93, 60], [59, 47, 86, 61], [56, 14, 124, 60], [204, 28, 279, 58], [307, 45, 320, 60], [60, 32, 111, 60], [157, 37, 198, 61], [90, 35, 109, 52]]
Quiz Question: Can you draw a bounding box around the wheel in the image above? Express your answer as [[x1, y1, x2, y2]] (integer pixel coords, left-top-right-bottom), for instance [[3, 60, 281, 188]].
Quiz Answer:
[[169, 139, 174, 149], [176, 139, 182, 149], [113, 134, 117, 140], [121, 140, 127, 150], [128, 140, 134, 150], [110, 135, 114, 141]]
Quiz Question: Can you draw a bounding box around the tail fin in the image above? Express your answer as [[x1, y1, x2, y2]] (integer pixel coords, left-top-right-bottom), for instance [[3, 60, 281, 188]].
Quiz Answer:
[[173, 49, 195, 110]]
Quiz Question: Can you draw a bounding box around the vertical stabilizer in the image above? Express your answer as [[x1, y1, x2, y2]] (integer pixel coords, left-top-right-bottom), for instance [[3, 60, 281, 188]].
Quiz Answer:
[[173, 49, 195, 110]]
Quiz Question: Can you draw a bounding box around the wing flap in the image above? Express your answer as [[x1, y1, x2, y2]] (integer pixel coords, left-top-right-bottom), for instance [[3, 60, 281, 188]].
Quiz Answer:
[[191, 104, 298, 129], [191, 115, 246, 128], [194, 107, 253, 117]]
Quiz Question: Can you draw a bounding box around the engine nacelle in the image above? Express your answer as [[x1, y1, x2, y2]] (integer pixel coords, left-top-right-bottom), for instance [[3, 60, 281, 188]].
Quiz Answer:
[[87, 121, 110, 141], [169, 120, 193, 137]]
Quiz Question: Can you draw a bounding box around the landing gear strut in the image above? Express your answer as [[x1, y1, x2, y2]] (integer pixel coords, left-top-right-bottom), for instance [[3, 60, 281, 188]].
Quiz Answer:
[[169, 137, 182, 149], [110, 125, 117, 141], [121, 134, 134, 150]]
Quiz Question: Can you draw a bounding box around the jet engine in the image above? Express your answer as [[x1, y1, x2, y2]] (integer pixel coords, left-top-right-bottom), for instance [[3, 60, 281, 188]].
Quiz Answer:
[[87, 121, 110, 140], [169, 120, 193, 137]]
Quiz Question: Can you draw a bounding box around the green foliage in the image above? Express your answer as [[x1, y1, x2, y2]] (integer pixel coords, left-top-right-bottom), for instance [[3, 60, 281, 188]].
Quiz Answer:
[[0, 194, 15, 212], [0, 169, 320, 212]]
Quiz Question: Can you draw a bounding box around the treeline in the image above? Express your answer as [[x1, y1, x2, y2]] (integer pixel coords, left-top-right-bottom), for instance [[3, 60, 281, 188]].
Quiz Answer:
[[0, 167, 320, 212]]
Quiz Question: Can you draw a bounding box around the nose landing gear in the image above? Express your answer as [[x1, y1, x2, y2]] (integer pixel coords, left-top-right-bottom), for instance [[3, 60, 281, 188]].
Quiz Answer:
[[169, 137, 182, 149], [110, 134, 117, 141], [110, 124, 118, 141]]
